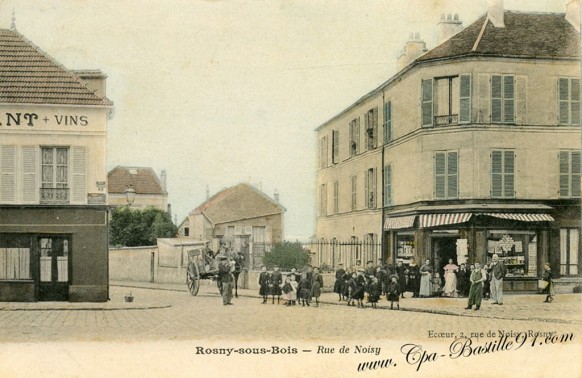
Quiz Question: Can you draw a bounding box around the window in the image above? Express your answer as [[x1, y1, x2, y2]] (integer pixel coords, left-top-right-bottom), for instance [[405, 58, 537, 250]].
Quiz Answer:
[[319, 183, 327, 216], [332, 130, 339, 164], [422, 75, 471, 126], [351, 175, 357, 211], [434, 151, 458, 199], [365, 107, 378, 150], [333, 180, 339, 214], [491, 150, 515, 198], [41, 147, 70, 204], [349, 118, 360, 156], [560, 228, 579, 275], [491, 74, 514, 123], [365, 168, 376, 209], [383, 101, 392, 144], [320, 136, 328, 168], [558, 78, 581, 125], [184, 227, 190, 237], [0, 248, 30, 280], [559, 150, 581, 198], [383, 165, 392, 206]]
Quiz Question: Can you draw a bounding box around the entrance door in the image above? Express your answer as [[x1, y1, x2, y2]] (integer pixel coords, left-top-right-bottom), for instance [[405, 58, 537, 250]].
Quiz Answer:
[[38, 237, 70, 301], [432, 237, 458, 275]]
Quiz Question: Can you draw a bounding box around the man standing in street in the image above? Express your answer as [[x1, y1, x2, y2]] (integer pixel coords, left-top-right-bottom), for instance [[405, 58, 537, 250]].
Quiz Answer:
[[489, 253, 507, 305], [218, 254, 235, 305]]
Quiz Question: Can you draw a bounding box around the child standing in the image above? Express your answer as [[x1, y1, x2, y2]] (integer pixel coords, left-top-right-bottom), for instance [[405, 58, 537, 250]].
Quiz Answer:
[[352, 269, 367, 308], [289, 273, 298, 305], [367, 276, 381, 308], [298, 272, 312, 306], [432, 272, 443, 297], [258, 266, 270, 304], [346, 272, 357, 306], [311, 266, 324, 307], [387, 274, 401, 310], [282, 277, 293, 306]]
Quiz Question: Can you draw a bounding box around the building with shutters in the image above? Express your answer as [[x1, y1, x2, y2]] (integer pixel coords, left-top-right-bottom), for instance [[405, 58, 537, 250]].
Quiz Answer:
[[107, 166, 169, 211], [187, 183, 285, 269], [315, 1, 581, 290], [0, 27, 112, 301]]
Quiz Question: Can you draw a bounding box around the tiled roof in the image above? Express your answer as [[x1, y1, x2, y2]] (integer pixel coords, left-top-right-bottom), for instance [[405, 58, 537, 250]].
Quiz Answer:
[[0, 28, 112, 106], [417, 11, 580, 62], [108, 166, 167, 195], [191, 183, 285, 224]]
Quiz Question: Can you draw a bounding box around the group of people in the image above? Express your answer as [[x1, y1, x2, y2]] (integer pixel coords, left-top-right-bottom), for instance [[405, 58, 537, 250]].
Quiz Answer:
[[259, 265, 324, 307]]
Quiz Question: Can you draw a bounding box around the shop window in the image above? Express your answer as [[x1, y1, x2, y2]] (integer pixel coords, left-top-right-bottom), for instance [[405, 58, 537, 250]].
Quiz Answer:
[[0, 248, 30, 280], [558, 77, 581, 125], [559, 150, 581, 198], [560, 228, 579, 275], [349, 118, 360, 156], [491, 150, 515, 198], [396, 233, 415, 265], [487, 231, 536, 277]]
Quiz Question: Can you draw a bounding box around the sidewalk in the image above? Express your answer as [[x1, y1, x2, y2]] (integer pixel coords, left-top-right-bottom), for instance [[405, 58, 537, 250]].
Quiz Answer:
[[111, 280, 582, 325]]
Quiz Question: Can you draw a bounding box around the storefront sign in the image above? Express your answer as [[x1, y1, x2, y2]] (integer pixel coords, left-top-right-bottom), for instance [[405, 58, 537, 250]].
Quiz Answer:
[[1, 112, 89, 127]]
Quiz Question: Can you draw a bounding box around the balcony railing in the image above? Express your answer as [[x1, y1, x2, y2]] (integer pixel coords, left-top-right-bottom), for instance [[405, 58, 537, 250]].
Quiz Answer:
[[434, 114, 459, 126], [40, 188, 70, 205]]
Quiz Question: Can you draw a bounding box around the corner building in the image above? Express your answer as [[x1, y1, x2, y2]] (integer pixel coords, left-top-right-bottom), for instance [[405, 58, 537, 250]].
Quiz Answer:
[[0, 28, 113, 301], [315, 5, 581, 291]]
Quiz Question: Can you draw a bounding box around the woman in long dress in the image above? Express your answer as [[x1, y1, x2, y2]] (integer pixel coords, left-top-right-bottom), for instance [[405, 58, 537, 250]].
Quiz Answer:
[[443, 259, 459, 297], [419, 259, 433, 298]]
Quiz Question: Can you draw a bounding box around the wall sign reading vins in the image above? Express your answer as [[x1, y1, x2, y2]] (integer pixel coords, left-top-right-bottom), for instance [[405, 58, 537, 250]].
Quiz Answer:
[[0, 112, 89, 127]]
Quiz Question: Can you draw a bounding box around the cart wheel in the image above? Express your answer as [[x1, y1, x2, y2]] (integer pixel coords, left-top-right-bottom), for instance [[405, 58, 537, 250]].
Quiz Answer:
[[187, 262, 200, 296]]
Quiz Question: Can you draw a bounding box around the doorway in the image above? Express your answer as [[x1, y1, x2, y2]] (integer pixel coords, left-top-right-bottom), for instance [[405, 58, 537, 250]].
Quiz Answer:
[[432, 236, 458, 275], [38, 236, 70, 301]]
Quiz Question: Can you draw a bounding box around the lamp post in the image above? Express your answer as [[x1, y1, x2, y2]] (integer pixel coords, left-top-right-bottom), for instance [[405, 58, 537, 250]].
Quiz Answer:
[[124, 184, 136, 206]]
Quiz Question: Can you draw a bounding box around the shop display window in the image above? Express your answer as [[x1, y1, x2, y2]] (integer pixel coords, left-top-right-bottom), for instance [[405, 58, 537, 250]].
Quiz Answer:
[[396, 233, 415, 265], [487, 230, 537, 277]]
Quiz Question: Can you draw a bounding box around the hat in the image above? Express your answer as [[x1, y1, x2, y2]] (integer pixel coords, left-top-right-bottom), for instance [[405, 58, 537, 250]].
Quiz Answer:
[[217, 254, 228, 260], [357, 268, 365, 273], [390, 274, 398, 280]]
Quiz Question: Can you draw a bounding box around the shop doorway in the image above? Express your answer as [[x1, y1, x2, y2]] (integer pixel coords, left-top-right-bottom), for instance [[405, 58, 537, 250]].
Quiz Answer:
[[432, 236, 458, 275], [38, 236, 70, 301]]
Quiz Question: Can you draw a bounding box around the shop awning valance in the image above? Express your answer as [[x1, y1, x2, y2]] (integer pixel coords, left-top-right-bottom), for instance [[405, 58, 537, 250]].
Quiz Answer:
[[483, 213, 555, 222], [384, 215, 416, 230], [419, 213, 472, 228]]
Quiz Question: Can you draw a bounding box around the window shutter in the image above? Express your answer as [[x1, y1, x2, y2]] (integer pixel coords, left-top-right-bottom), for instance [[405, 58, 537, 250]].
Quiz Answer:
[[447, 151, 459, 198], [384, 101, 392, 143], [373, 107, 378, 148], [421, 79, 433, 126], [558, 78, 569, 125], [491, 150, 503, 197], [435, 152, 446, 199], [349, 121, 353, 155], [559, 151, 570, 197], [332, 130, 339, 163], [459, 74, 471, 124], [355, 118, 360, 154], [504, 150, 515, 197], [364, 170, 369, 208], [71, 146, 86, 204], [515, 75, 527, 125], [384, 165, 392, 206], [503, 75, 515, 123], [571, 79, 580, 125], [478, 74, 490, 123], [22, 146, 37, 203], [491, 75, 502, 123], [372, 168, 377, 208], [572, 151, 581, 197], [1, 145, 16, 202]]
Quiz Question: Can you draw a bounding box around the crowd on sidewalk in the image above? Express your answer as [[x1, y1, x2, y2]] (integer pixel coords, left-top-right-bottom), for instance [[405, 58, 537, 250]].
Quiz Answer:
[[254, 256, 556, 312]]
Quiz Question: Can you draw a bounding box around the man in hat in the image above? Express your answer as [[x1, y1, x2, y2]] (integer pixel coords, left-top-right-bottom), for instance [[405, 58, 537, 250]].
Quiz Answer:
[[217, 254, 235, 305], [489, 253, 507, 305]]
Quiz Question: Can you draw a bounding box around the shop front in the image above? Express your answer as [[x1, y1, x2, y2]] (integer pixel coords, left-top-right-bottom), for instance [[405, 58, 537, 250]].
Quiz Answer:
[[384, 208, 555, 292], [0, 206, 109, 302]]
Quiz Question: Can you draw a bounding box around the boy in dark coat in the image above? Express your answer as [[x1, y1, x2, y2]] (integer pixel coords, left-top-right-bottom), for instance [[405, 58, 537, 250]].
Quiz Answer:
[[258, 266, 270, 304], [298, 272, 311, 306], [367, 277, 381, 308], [334, 263, 346, 301], [387, 274, 401, 310], [270, 265, 283, 304]]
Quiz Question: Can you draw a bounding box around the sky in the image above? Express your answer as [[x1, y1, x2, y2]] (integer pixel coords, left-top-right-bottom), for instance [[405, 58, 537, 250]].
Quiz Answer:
[[0, 0, 567, 240]]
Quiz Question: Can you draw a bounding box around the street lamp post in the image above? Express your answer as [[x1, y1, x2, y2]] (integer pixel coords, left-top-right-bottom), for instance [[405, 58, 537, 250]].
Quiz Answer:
[[124, 184, 136, 206]]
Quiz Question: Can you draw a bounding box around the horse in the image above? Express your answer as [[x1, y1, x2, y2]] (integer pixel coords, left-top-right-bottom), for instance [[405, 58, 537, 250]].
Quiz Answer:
[[227, 249, 245, 298]]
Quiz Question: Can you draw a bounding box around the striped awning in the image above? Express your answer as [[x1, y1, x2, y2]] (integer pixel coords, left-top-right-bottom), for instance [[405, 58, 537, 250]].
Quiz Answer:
[[483, 213, 555, 222], [419, 213, 472, 228], [384, 215, 416, 230]]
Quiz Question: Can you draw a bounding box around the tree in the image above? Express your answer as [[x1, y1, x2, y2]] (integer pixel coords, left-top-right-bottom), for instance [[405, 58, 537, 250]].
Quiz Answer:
[[262, 241, 311, 270], [109, 206, 177, 247]]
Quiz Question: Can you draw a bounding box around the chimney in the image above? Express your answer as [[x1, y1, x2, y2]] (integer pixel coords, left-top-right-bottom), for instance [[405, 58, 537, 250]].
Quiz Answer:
[[396, 33, 427, 71], [438, 13, 463, 44], [566, 0, 581, 32], [160, 169, 167, 192], [274, 189, 279, 202], [487, 0, 505, 28], [73, 70, 107, 98]]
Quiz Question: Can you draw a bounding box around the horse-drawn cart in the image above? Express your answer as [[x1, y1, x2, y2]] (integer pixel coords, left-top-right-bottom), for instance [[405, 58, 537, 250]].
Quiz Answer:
[[186, 246, 245, 297]]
